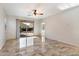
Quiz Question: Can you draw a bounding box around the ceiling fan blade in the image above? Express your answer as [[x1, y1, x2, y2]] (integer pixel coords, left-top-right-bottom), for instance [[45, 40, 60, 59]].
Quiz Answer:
[[40, 13, 43, 15], [36, 13, 43, 15]]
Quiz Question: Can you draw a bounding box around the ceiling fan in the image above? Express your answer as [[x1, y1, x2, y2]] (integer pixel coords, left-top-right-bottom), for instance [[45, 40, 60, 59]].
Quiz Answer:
[[33, 9, 43, 16]]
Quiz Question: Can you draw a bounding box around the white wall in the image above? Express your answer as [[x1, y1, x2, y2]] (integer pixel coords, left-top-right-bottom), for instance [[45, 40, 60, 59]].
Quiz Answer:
[[0, 6, 7, 49], [44, 7, 79, 47], [6, 16, 16, 40], [34, 19, 42, 35], [6, 16, 35, 40]]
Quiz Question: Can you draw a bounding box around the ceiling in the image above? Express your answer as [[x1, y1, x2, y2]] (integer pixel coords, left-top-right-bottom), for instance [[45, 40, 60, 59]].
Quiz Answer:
[[1, 3, 79, 19]]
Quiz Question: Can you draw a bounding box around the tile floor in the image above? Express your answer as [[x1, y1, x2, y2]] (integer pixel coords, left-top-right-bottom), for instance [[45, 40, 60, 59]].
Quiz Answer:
[[0, 36, 79, 56]]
